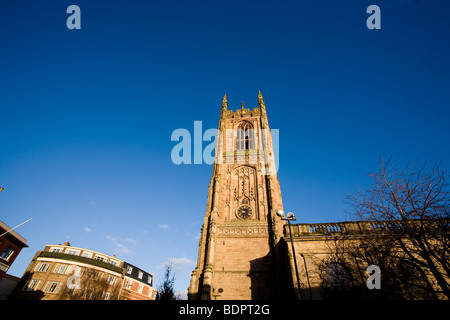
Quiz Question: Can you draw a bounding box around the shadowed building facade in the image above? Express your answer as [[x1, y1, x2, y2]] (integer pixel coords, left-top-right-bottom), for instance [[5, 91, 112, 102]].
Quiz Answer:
[[188, 93, 449, 300]]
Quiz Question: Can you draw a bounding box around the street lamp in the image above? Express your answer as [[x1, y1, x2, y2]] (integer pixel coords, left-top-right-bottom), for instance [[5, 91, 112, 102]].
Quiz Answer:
[[277, 209, 302, 300]]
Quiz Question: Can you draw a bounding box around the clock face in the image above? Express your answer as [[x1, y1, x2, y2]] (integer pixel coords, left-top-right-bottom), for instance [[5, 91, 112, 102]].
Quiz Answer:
[[237, 205, 253, 219]]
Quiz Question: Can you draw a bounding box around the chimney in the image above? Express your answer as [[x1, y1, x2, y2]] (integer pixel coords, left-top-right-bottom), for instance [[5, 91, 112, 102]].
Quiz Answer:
[[64, 236, 71, 246]]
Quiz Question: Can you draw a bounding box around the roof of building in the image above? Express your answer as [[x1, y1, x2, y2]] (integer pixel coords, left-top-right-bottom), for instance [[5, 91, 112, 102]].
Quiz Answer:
[[41, 243, 153, 285], [122, 261, 153, 286], [0, 220, 28, 247]]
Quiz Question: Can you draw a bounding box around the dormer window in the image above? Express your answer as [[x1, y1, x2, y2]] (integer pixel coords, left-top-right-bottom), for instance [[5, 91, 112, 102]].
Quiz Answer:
[[127, 266, 133, 274]]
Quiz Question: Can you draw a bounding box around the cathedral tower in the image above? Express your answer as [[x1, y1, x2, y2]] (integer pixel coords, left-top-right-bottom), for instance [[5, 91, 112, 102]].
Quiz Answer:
[[188, 92, 286, 300]]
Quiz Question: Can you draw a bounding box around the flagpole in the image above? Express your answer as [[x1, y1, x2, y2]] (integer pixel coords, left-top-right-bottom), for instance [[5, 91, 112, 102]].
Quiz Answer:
[[0, 218, 32, 238]]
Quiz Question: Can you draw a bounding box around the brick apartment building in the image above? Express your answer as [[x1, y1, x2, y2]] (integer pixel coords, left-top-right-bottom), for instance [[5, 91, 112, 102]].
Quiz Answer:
[[0, 220, 28, 281], [14, 242, 156, 300]]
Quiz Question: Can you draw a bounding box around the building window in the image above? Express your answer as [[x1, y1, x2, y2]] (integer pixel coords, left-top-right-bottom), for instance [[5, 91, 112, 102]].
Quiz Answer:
[[36, 262, 50, 272], [44, 281, 61, 293], [109, 259, 119, 267], [81, 288, 92, 299], [65, 265, 74, 274], [138, 271, 143, 280], [59, 265, 67, 274], [74, 266, 84, 276], [65, 249, 80, 256], [126, 266, 133, 274], [23, 279, 41, 291], [108, 275, 116, 285], [124, 280, 132, 289], [236, 122, 255, 151], [53, 264, 67, 274], [94, 255, 106, 262], [81, 251, 93, 258], [49, 247, 63, 253], [87, 269, 102, 280], [147, 275, 153, 285], [48, 282, 58, 293], [0, 247, 14, 261], [326, 263, 353, 291], [138, 284, 143, 294], [103, 292, 111, 300]]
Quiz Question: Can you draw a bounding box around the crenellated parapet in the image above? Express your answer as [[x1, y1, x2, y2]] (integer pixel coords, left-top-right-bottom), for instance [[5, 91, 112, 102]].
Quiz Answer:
[[221, 107, 262, 119]]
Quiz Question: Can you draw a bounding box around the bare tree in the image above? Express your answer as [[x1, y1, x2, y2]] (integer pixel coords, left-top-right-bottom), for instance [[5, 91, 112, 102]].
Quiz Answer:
[[61, 267, 123, 300], [346, 157, 450, 299]]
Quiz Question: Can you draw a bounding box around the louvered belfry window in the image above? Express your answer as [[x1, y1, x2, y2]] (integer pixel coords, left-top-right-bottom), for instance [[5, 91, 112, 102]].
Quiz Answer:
[[236, 122, 254, 151]]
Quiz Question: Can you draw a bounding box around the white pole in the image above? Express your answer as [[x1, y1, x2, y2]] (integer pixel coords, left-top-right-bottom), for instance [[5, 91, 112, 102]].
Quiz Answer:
[[0, 217, 32, 238]]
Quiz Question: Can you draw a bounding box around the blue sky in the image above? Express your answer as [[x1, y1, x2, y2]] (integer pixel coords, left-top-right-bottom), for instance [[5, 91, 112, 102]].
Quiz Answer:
[[1, 0, 449, 298]]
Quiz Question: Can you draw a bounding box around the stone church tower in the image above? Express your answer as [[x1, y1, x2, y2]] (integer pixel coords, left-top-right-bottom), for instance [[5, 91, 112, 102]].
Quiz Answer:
[[188, 92, 287, 300]]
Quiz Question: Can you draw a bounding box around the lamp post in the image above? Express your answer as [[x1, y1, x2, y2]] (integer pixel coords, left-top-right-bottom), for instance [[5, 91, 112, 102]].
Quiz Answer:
[[277, 209, 302, 300]]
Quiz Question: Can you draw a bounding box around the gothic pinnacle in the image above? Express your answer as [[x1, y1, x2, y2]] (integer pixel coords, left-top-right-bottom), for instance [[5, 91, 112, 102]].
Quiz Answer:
[[258, 90, 265, 105], [222, 93, 227, 109]]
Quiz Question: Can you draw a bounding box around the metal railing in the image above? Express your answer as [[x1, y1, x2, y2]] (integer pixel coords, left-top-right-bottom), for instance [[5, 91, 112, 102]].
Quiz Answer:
[[284, 219, 442, 237]]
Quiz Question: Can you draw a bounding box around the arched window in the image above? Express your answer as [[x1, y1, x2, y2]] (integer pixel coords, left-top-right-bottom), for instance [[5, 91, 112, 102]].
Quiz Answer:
[[326, 263, 353, 291], [236, 122, 255, 151]]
